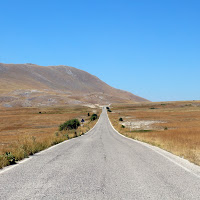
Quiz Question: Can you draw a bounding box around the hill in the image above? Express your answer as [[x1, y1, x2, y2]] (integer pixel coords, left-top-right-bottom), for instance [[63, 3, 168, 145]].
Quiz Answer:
[[0, 63, 148, 108]]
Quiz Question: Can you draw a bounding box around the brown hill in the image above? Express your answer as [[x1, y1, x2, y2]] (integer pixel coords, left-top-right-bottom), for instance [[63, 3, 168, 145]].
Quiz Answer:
[[0, 63, 148, 108]]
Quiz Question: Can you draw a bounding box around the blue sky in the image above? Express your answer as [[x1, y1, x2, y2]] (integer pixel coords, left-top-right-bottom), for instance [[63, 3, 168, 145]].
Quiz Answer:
[[0, 0, 199, 101]]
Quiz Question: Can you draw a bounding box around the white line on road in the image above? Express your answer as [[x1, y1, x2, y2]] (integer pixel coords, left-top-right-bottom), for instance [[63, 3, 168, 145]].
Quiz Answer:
[[106, 110, 200, 179]]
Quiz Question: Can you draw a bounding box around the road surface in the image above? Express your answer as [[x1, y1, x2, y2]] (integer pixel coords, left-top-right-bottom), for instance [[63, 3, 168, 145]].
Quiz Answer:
[[0, 107, 200, 199]]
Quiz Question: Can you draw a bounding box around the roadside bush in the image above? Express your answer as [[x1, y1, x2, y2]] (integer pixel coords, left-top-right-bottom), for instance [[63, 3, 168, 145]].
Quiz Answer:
[[121, 125, 125, 128], [88, 113, 90, 116], [106, 107, 110, 110], [90, 114, 98, 121], [59, 119, 80, 131], [119, 117, 123, 121], [107, 109, 112, 112], [5, 152, 16, 165], [59, 124, 65, 131]]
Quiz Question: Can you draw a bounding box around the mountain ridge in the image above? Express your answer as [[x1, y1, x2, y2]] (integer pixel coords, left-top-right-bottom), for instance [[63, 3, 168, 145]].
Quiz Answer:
[[0, 63, 148, 107]]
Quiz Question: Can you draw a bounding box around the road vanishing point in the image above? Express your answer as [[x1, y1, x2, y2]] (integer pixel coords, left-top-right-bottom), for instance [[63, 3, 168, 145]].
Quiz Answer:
[[1, 107, 200, 199]]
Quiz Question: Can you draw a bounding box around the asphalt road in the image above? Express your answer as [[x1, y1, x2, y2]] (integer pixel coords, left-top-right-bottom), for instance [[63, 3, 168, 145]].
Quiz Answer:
[[1, 107, 200, 200]]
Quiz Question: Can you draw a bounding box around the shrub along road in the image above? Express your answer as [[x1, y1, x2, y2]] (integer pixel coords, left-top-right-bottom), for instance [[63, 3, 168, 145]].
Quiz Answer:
[[0, 107, 200, 199]]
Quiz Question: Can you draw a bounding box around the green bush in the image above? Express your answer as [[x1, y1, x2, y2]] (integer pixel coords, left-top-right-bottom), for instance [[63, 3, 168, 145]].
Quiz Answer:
[[5, 152, 16, 165], [90, 114, 98, 121], [121, 125, 125, 128], [106, 107, 110, 110], [107, 109, 112, 112], [88, 113, 90, 116], [59, 119, 80, 131], [119, 117, 123, 121]]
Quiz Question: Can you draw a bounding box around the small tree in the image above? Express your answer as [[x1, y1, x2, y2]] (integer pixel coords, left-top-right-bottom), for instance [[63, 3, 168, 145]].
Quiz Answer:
[[88, 113, 90, 116], [59, 119, 80, 131], [119, 117, 123, 121], [90, 114, 98, 121]]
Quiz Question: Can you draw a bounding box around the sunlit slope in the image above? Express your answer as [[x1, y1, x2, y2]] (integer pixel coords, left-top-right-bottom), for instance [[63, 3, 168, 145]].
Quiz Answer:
[[0, 63, 148, 107]]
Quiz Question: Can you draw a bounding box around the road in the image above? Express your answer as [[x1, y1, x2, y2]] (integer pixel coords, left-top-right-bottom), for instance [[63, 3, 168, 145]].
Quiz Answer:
[[1, 107, 200, 200]]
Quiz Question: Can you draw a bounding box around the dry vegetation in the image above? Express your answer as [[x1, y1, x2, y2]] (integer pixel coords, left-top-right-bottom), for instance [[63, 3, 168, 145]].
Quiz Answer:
[[0, 105, 100, 168], [108, 101, 200, 166]]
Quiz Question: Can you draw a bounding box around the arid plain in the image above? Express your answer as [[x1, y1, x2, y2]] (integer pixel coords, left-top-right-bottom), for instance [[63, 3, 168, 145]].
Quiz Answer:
[[0, 105, 100, 168], [108, 100, 200, 165]]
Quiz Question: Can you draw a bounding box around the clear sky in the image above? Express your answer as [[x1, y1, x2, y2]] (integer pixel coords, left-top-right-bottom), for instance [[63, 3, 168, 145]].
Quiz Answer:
[[0, 0, 199, 102]]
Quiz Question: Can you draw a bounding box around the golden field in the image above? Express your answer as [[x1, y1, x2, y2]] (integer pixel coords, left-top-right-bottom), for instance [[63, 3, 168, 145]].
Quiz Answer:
[[108, 101, 200, 165], [0, 105, 100, 168]]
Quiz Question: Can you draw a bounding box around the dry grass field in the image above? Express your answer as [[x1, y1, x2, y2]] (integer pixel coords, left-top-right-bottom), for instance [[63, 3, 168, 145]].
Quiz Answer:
[[108, 101, 200, 166], [0, 105, 100, 168]]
